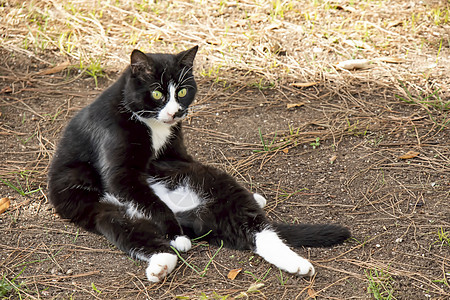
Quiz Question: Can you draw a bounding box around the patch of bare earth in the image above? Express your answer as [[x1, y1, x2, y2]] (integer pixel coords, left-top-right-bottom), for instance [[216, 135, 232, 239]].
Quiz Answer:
[[1, 0, 449, 299]]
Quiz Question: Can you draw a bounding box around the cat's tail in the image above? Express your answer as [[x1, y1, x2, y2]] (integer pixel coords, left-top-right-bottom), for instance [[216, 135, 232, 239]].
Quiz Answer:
[[273, 223, 351, 248]]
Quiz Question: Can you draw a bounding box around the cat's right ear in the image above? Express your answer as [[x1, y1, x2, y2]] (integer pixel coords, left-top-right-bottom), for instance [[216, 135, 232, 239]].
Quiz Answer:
[[130, 50, 152, 76]]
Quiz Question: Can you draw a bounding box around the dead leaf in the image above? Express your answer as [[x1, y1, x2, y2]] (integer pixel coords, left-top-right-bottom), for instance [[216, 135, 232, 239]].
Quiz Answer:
[[336, 59, 371, 70], [247, 282, 264, 293], [376, 56, 407, 64], [387, 20, 404, 28], [290, 82, 318, 88], [282, 148, 289, 154], [307, 287, 317, 299], [335, 5, 356, 12], [343, 39, 373, 50], [37, 61, 70, 76], [206, 39, 221, 46], [265, 21, 283, 30], [329, 155, 337, 164], [1, 86, 12, 94], [0, 197, 11, 214], [286, 103, 305, 109], [227, 268, 242, 280], [398, 151, 420, 160]]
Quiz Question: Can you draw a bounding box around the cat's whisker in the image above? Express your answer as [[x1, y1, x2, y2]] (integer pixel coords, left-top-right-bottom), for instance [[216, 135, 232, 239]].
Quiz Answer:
[[149, 82, 161, 89], [188, 104, 208, 112], [177, 66, 186, 84], [160, 68, 167, 86], [180, 84, 196, 90], [179, 67, 193, 85], [179, 76, 194, 86]]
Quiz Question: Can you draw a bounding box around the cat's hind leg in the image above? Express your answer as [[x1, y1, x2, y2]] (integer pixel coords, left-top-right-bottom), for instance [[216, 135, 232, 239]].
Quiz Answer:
[[94, 195, 188, 282], [254, 228, 315, 277]]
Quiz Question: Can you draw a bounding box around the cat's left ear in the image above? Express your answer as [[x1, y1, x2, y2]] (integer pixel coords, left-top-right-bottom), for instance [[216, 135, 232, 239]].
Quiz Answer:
[[177, 46, 198, 67], [130, 49, 153, 76]]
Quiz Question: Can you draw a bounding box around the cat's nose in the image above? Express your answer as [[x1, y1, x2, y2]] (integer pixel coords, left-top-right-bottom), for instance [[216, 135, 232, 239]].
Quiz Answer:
[[166, 112, 175, 118]]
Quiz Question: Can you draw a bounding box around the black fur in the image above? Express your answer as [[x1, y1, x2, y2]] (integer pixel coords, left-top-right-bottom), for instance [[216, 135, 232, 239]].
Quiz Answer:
[[48, 46, 350, 275]]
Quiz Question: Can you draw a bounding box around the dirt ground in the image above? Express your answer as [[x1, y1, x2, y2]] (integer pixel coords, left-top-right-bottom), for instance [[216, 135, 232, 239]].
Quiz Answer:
[[1, 1, 450, 299]]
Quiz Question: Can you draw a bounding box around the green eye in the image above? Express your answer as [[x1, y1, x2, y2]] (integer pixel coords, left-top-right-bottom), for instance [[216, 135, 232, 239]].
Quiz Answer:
[[152, 90, 163, 100], [178, 88, 187, 98]]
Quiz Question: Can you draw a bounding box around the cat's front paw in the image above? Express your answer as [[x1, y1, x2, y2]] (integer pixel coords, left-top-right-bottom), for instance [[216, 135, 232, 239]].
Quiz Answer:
[[253, 193, 267, 208], [170, 235, 191, 252], [146, 253, 178, 282]]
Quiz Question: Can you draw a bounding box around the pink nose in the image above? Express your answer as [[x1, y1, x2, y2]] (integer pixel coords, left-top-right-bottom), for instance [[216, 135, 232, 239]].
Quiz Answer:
[[167, 112, 175, 118]]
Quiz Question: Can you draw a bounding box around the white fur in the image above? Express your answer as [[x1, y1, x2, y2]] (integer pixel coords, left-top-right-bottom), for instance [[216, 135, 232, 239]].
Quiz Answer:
[[149, 180, 201, 213], [158, 82, 181, 122], [254, 229, 315, 277], [253, 193, 267, 208], [101, 193, 122, 206], [146, 253, 178, 282], [140, 117, 173, 155], [170, 236, 192, 252], [101, 193, 148, 219]]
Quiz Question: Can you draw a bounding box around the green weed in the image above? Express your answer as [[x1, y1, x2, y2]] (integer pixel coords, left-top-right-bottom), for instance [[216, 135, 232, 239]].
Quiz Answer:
[[251, 78, 275, 90], [78, 57, 105, 87], [310, 137, 320, 149], [395, 81, 450, 130], [197, 291, 230, 299], [244, 267, 271, 282], [0, 267, 27, 298], [346, 119, 369, 136], [432, 275, 450, 288], [432, 227, 450, 248], [257, 128, 277, 152], [171, 240, 223, 278], [275, 269, 288, 286], [91, 282, 102, 294], [430, 7, 449, 25], [365, 267, 395, 300], [396, 81, 449, 112], [58, 31, 78, 55], [13, 247, 64, 269], [0, 171, 42, 196], [279, 188, 308, 200]]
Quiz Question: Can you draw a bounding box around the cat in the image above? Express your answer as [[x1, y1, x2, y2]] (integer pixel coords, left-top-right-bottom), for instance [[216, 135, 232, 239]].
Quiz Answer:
[[48, 46, 350, 282]]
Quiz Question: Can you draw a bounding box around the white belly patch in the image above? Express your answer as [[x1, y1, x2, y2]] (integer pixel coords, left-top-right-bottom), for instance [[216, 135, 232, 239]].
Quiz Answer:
[[149, 180, 202, 214]]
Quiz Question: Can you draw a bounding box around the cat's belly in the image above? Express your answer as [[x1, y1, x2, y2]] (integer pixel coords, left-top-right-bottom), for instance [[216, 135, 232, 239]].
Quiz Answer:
[[149, 180, 202, 214]]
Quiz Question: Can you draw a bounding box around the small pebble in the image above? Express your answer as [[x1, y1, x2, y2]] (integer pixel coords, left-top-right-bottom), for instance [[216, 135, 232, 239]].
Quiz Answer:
[[66, 269, 73, 275], [395, 238, 403, 243], [376, 244, 381, 248]]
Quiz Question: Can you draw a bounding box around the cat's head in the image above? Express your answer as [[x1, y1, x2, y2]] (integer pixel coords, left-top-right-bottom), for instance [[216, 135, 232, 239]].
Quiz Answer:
[[124, 46, 198, 125]]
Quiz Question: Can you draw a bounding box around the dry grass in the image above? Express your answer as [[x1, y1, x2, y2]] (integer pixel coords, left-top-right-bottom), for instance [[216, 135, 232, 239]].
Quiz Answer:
[[1, 0, 450, 299]]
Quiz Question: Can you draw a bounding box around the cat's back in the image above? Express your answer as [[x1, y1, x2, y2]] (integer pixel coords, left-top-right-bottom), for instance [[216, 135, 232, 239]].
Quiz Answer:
[[52, 70, 131, 166]]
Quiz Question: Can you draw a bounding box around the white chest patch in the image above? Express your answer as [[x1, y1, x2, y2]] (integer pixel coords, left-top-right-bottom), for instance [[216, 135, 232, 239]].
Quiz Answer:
[[149, 180, 201, 214], [138, 117, 173, 155]]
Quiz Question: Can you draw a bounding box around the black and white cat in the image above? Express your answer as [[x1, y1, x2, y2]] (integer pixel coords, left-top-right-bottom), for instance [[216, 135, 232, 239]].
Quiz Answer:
[[48, 46, 350, 282]]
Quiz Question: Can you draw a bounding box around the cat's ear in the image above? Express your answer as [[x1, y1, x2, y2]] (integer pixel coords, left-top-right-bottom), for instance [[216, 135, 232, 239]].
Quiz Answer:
[[177, 46, 198, 67], [130, 50, 153, 76]]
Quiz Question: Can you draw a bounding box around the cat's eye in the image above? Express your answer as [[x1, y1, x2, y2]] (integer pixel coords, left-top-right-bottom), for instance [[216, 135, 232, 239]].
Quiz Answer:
[[177, 88, 187, 98], [152, 90, 163, 100]]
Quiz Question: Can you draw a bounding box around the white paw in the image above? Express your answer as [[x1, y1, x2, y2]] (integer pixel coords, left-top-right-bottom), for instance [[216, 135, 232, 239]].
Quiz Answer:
[[254, 229, 315, 278], [170, 235, 192, 252], [253, 193, 267, 208], [146, 253, 178, 282], [288, 257, 315, 277]]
